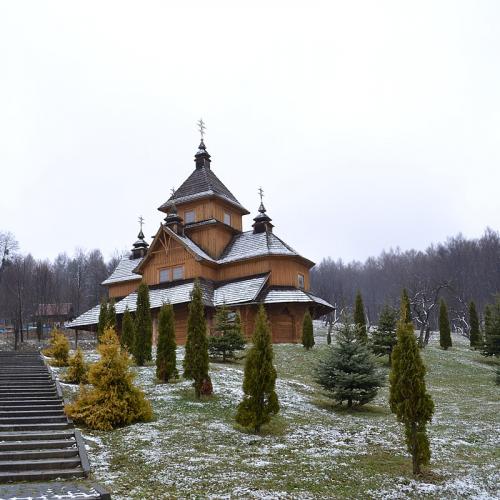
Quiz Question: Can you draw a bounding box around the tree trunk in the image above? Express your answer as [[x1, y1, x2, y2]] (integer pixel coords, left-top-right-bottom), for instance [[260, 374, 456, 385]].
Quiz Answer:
[[418, 324, 425, 348], [424, 326, 431, 345], [75, 329, 79, 349]]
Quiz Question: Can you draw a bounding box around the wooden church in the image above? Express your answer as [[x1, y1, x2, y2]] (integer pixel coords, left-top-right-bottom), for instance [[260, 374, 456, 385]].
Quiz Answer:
[[68, 131, 333, 343]]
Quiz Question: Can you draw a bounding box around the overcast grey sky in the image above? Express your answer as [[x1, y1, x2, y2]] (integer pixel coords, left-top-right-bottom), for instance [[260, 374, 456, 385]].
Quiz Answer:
[[1, 1, 499, 265]]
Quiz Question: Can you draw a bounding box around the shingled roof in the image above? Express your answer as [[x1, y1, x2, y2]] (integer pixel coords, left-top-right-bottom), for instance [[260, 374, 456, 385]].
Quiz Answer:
[[158, 165, 249, 214], [101, 256, 143, 285]]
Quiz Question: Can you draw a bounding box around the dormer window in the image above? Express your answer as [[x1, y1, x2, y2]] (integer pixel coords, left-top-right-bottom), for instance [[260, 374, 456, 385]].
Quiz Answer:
[[224, 212, 231, 225], [159, 268, 170, 283], [185, 210, 195, 224], [172, 265, 184, 281], [298, 273, 305, 290]]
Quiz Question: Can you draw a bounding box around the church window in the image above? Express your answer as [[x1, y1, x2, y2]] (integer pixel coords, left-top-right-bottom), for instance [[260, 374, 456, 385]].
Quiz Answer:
[[298, 273, 305, 290], [173, 265, 184, 281], [224, 212, 231, 225], [185, 210, 195, 224], [159, 268, 170, 283]]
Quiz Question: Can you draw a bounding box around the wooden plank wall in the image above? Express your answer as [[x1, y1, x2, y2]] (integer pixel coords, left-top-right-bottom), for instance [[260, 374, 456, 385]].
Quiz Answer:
[[188, 225, 234, 259], [178, 199, 243, 231], [108, 280, 141, 298]]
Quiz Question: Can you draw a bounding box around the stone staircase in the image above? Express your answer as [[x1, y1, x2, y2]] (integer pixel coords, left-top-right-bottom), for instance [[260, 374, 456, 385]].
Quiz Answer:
[[0, 351, 90, 483]]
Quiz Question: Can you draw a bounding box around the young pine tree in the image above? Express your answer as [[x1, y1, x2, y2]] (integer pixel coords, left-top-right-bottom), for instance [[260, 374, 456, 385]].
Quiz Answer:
[[354, 291, 367, 342], [401, 288, 412, 323], [64, 348, 89, 384], [183, 281, 212, 397], [107, 298, 117, 331], [49, 330, 70, 367], [97, 298, 108, 342], [301, 310, 315, 350], [208, 305, 246, 362], [121, 307, 135, 351], [65, 327, 153, 430], [468, 301, 481, 349], [134, 283, 153, 366], [439, 299, 452, 350], [156, 303, 178, 383], [389, 314, 434, 475], [371, 304, 398, 365], [482, 298, 500, 357], [236, 305, 279, 432], [316, 321, 383, 407]]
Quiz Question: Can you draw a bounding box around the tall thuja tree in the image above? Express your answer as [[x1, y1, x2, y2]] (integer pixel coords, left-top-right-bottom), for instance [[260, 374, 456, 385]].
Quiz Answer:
[[371, 304, 397, 365], [121, 307, 135, 351], [468, 301, 481, 349], [482, 298, 500, 357], [390, 300, 434, 475], [97, 298, 108, 342], [156, 303, 178, 383], [316, 320, 383, 407], [134, 283, 152, 366], [107, 298, 117, 331], [236, 305, 279, 432], [302, 310, 315, 350], [354, 291, 367, 342], [439, 299, 452, 350], [401, 288, 412, 323], [183, 281, 212, 397]]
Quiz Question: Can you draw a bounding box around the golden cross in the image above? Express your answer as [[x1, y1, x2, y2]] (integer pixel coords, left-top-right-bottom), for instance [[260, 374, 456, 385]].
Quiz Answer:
[[138, 216, 144, 232], [258, 187, 264, 203]]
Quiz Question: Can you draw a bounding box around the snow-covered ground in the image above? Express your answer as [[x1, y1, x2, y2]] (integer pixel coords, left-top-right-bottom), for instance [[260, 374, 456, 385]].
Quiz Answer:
[[56, 330, 499, 499]]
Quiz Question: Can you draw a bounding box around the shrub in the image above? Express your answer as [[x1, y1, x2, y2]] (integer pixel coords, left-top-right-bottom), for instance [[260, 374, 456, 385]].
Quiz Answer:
[[47, 330, 70, 367], [354, 291, 367, 342], [65, 327, 153, 430], [371, 305, 397, 365], [156, 303, 178, 383], [121, 307, 135, 351], [236, 305, 279, 433], [208, 306, 246, 362], [316, 321, 383, 407], [134, 283, 153, 365], [301, 311, 315, 350], [64, 348, 88, 384]]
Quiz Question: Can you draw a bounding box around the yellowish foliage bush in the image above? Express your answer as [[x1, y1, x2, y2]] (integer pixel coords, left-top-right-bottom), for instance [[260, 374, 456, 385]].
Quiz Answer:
[[45, 329, 70, 367], [65, 327, 153, 430], [64, 348, 89, 384]]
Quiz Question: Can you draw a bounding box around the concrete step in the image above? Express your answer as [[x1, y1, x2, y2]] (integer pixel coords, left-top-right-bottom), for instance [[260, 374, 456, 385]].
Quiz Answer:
[[0, 467, 85, 482], [0, 392, 57, 398], [0, 448, 79, 460], [0, 430, 75, 441], [0, 457, 81, 472], [0, 380, 54, 386], [0, 399, 61, 406], [0, 439, 77, 451], [0, 415, 68, 424], [0, 407, 64, 416], [0, 422, 71, 432]]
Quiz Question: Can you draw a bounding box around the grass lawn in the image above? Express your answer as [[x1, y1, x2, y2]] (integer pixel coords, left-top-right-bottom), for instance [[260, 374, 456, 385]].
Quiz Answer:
[[58, 327, 500, 499]]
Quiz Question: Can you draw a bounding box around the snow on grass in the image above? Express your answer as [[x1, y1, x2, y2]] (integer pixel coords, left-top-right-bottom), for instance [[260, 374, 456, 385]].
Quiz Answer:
[[56, 331, 500, 499]]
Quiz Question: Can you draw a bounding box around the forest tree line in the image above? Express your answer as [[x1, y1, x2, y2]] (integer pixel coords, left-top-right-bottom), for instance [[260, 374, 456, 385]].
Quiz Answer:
[[311, 228, 500, 336], [0, 230, 120, 338]]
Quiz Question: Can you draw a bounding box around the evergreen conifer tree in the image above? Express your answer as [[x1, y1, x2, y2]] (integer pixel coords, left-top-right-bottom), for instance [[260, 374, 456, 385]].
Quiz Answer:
[[65, 327, 153, 430], [121, 307, 135, 351], [401, 288, 412, 323], [107, 298, 117, 330], [354, 291, 367, 342], [97, 298, 108, 342], [316, 321, 383, 407], [156, 303, 178, 382], [208, 305, 246, 361], [371, 304, 398, 365], [439, 299, 452, 350], [134, 283, 152, 366], [301, 310, 315, 350], [482, 298, 500, 357], [183, 281, 212, 397], [236, 305, 279, 432], [389, 312, 434, 475], [64, 348, 88, 384], [468, 301, 481, 348]]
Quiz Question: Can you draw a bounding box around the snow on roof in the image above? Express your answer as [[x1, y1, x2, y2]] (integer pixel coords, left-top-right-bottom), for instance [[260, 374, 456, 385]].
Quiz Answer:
[[217, 231, 299, 264], [214, 274, 269, 306], [158, 167, 248, 214], [262, 288, 334, 309], [101, 256, 143, 285], [66, 304, 101, 328], [174, 232, 216, 263]]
